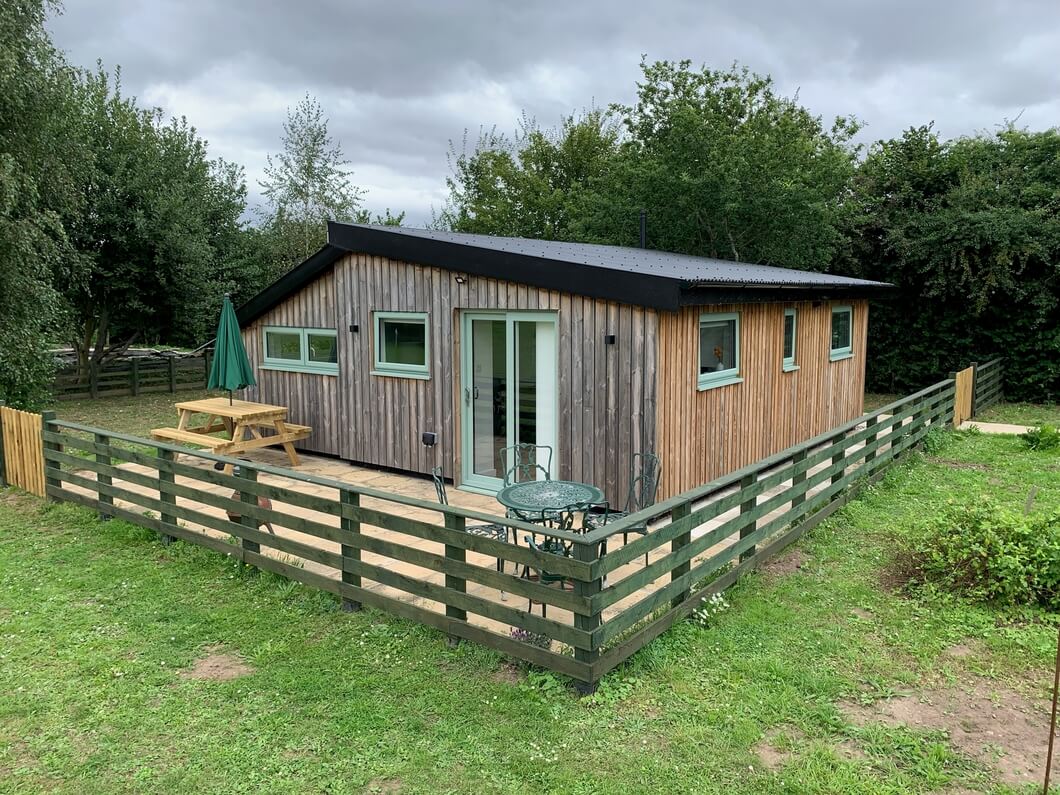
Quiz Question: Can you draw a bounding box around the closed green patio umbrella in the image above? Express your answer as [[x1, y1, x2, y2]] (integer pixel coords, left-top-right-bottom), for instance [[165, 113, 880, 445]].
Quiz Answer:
[[207, 293, 256, 404]]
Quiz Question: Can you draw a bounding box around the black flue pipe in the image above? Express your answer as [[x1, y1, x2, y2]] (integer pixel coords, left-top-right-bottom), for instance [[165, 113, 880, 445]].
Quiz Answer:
[[639, 209, 647, 248]]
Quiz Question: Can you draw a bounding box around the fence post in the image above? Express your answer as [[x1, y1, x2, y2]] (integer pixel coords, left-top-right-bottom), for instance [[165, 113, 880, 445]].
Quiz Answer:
[[0, 400, 6, 488], [237, 466, 259, 568], [130, 358, 140, 397], [670, 501, 692, 608], [831, 430, 846, 487], [572, 539, 603, 696], [790, 449, 807, 508], [739, 472, 757, 562], [94, 432, 113, 520], [864, 416, 879, 472], [969, 362, 978, 418], [443, 513, 466, 646], [340, 490, 362, 612], [157, 449, 177, 544], [168, 358, 176, 393], [947, 371, 959, 428], [89, 361, 99, 399], [41, 411, 60, 501]]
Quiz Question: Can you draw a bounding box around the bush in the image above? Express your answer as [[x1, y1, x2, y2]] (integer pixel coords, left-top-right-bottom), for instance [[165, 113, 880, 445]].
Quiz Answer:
[[902, 499, 1060, 609], [1021, 424, 1060, 452]]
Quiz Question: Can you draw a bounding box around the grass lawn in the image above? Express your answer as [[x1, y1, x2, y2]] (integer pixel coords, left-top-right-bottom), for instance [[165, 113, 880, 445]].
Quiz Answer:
[[46, 389, 218, 438], [2, 430, 1058, 793], [975, 401, 1060, 427]]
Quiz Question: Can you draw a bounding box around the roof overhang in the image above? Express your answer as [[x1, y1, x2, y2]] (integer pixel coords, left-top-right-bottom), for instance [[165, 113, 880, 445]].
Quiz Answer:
[[236, 222, 896, 327]]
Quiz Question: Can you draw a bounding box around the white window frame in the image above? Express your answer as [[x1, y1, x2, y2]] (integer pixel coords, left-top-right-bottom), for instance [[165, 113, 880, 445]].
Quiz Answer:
[[261, 326, 339, 375], [782, 308, 799, 372], [372, 311, 430, 379], [697, 311, 743, 391], [830, 305, 854, 362]]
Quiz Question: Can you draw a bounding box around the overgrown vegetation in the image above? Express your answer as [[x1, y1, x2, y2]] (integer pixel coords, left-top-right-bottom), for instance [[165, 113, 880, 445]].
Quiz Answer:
[[1, 430, 1057, 792], [1020, 424, 1060, 451], [899, 497, 1060, 609]]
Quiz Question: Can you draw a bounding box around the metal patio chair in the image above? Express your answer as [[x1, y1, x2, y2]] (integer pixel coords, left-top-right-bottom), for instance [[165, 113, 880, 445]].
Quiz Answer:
[[521, 501, 608, 616], [431, 466, 511, 600], [501, 443, 554, 522], [586, 452, 661, 567]]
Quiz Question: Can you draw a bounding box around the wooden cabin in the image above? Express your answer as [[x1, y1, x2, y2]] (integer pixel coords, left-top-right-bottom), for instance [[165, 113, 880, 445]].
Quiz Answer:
[[236, 223, 892, 502]]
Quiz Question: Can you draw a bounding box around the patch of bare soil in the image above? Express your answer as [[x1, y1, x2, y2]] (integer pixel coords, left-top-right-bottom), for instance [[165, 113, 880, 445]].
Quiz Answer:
[[762, 549, 808, 578], [927, 457, 990, 471], [850, 608, 873, 621], [364, 778, 403, 794], [840, 677, 1050, 788], [179, 645, 254, 682], [490, 662, 523, 685], [753, 726, 805, 771], [943, 640, 985, 660]]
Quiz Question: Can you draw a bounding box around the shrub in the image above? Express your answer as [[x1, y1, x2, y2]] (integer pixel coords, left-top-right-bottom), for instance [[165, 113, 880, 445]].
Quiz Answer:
[[1021, 424, 1060, 452], [902, 499, 1060, 609]]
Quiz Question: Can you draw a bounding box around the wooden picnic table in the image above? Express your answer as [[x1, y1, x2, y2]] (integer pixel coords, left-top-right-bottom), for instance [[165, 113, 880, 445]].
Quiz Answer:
[[150, 397, 311, 467]]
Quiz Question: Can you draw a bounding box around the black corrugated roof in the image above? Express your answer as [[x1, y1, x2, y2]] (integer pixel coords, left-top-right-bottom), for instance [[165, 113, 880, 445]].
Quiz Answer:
[[237, 222, 893, 325]]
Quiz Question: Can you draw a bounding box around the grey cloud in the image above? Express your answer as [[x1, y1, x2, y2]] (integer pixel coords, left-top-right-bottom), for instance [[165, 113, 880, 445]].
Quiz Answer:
[[48, 1, 1060, 225]]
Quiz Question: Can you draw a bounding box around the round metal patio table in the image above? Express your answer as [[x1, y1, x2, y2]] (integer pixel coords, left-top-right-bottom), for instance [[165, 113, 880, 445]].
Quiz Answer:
[[496, 480, 606, 518]]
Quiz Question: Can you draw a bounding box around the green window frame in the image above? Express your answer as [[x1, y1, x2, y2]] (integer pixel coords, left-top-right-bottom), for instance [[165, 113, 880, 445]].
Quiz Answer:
[[830, 305, 853, 361], [782, 308, 798, 372], [373, 311, 430, 379], [698, 311, 742, 391], [261, 326, 339, 375]]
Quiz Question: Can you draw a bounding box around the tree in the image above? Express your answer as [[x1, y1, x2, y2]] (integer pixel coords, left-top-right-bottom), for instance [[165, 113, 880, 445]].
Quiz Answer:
[[437, 61, 860, 273], [258, 95, 366, 274], [0, 0, 88, 407], [60, 67, 249, 376], [435, 110, 621, 240], [840, 125, 1060, 400]]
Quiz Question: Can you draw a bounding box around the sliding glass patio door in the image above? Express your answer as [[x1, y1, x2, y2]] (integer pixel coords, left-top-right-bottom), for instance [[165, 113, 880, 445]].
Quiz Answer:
[[460, 312, 557, 493]]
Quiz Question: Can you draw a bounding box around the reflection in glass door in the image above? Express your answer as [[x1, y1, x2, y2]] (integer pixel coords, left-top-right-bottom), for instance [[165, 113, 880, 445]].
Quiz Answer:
[[461, 312, 557, 492]]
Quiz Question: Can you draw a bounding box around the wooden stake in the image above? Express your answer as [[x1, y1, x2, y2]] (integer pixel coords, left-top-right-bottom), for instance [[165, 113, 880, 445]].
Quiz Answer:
[[1045, 622, 1060, 795]]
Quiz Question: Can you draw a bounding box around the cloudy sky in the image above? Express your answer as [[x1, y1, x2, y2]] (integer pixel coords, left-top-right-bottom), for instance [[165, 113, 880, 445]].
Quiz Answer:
[[48, 1, 1060, 226]]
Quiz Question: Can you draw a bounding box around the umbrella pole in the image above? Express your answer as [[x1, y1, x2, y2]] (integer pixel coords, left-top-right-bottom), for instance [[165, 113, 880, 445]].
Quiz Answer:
[[229, 389, 233, 406]]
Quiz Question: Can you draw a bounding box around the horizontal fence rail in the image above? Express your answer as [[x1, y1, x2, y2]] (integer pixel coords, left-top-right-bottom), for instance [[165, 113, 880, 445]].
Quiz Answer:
[[52, 354, 212, 400], [31, 377, 957, 692], [971, 357, 1003, 415]]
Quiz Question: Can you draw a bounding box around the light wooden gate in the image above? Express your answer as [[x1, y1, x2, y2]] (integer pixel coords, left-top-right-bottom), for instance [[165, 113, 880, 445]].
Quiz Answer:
[[0, 406, 45, 496], [952, 366, 975, 427]]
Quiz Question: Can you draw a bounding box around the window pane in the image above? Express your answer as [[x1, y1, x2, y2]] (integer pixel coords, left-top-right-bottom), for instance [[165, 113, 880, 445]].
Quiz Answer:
[[700, 319, 737, 374], [783, 313, 795, 359], [381, 319, 427, 366], [831, 310, 851, 351], [307, 332, 337, 364], [266, 330, 301, 360]]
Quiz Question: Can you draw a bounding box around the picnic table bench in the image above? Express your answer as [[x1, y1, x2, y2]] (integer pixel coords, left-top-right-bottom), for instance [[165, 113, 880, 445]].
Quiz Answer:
[[151, 397, 311, 467]]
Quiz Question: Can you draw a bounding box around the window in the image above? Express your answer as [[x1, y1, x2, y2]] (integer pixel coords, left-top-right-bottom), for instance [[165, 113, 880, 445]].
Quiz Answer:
[[698, 312, 742, 390], [373, 311, 430, 378], [261, 327, 338, 374], [782, 308, 798, 371], [830, 305, 853, 361]]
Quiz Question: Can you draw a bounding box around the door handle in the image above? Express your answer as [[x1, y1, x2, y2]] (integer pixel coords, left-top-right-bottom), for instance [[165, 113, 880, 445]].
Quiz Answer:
[[464, 386, 471, 405]]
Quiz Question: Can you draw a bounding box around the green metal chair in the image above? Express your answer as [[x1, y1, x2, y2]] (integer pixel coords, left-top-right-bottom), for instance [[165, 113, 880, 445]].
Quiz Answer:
[[501, 443, 554, 523], [586, 452, 661, 567], [501, 443, 553, 486], [431, 467, 511, 599], [521, 501, 608, 616]]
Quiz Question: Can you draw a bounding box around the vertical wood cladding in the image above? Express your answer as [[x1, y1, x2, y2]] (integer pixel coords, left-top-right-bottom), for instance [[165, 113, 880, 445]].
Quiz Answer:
[[654, 300, 868, 498], [243, 253, 658, 506]]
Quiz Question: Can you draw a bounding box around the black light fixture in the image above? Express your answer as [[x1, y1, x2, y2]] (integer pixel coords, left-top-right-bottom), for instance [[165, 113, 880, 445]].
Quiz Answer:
[[349, 323, 359, 333], [421, 431, 437, 447], [604, 333, 616, 345]]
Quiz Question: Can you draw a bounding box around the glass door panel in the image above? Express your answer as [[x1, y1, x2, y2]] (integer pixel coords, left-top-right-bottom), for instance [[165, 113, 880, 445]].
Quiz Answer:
[[461, 312, 556, 492]]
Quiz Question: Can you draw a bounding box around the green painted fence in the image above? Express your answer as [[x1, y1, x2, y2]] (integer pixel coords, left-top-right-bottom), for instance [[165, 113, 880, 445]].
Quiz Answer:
[[971, 358, 1004, 415], [51, 354, 212, 400], [38, 378, 955, 693]]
